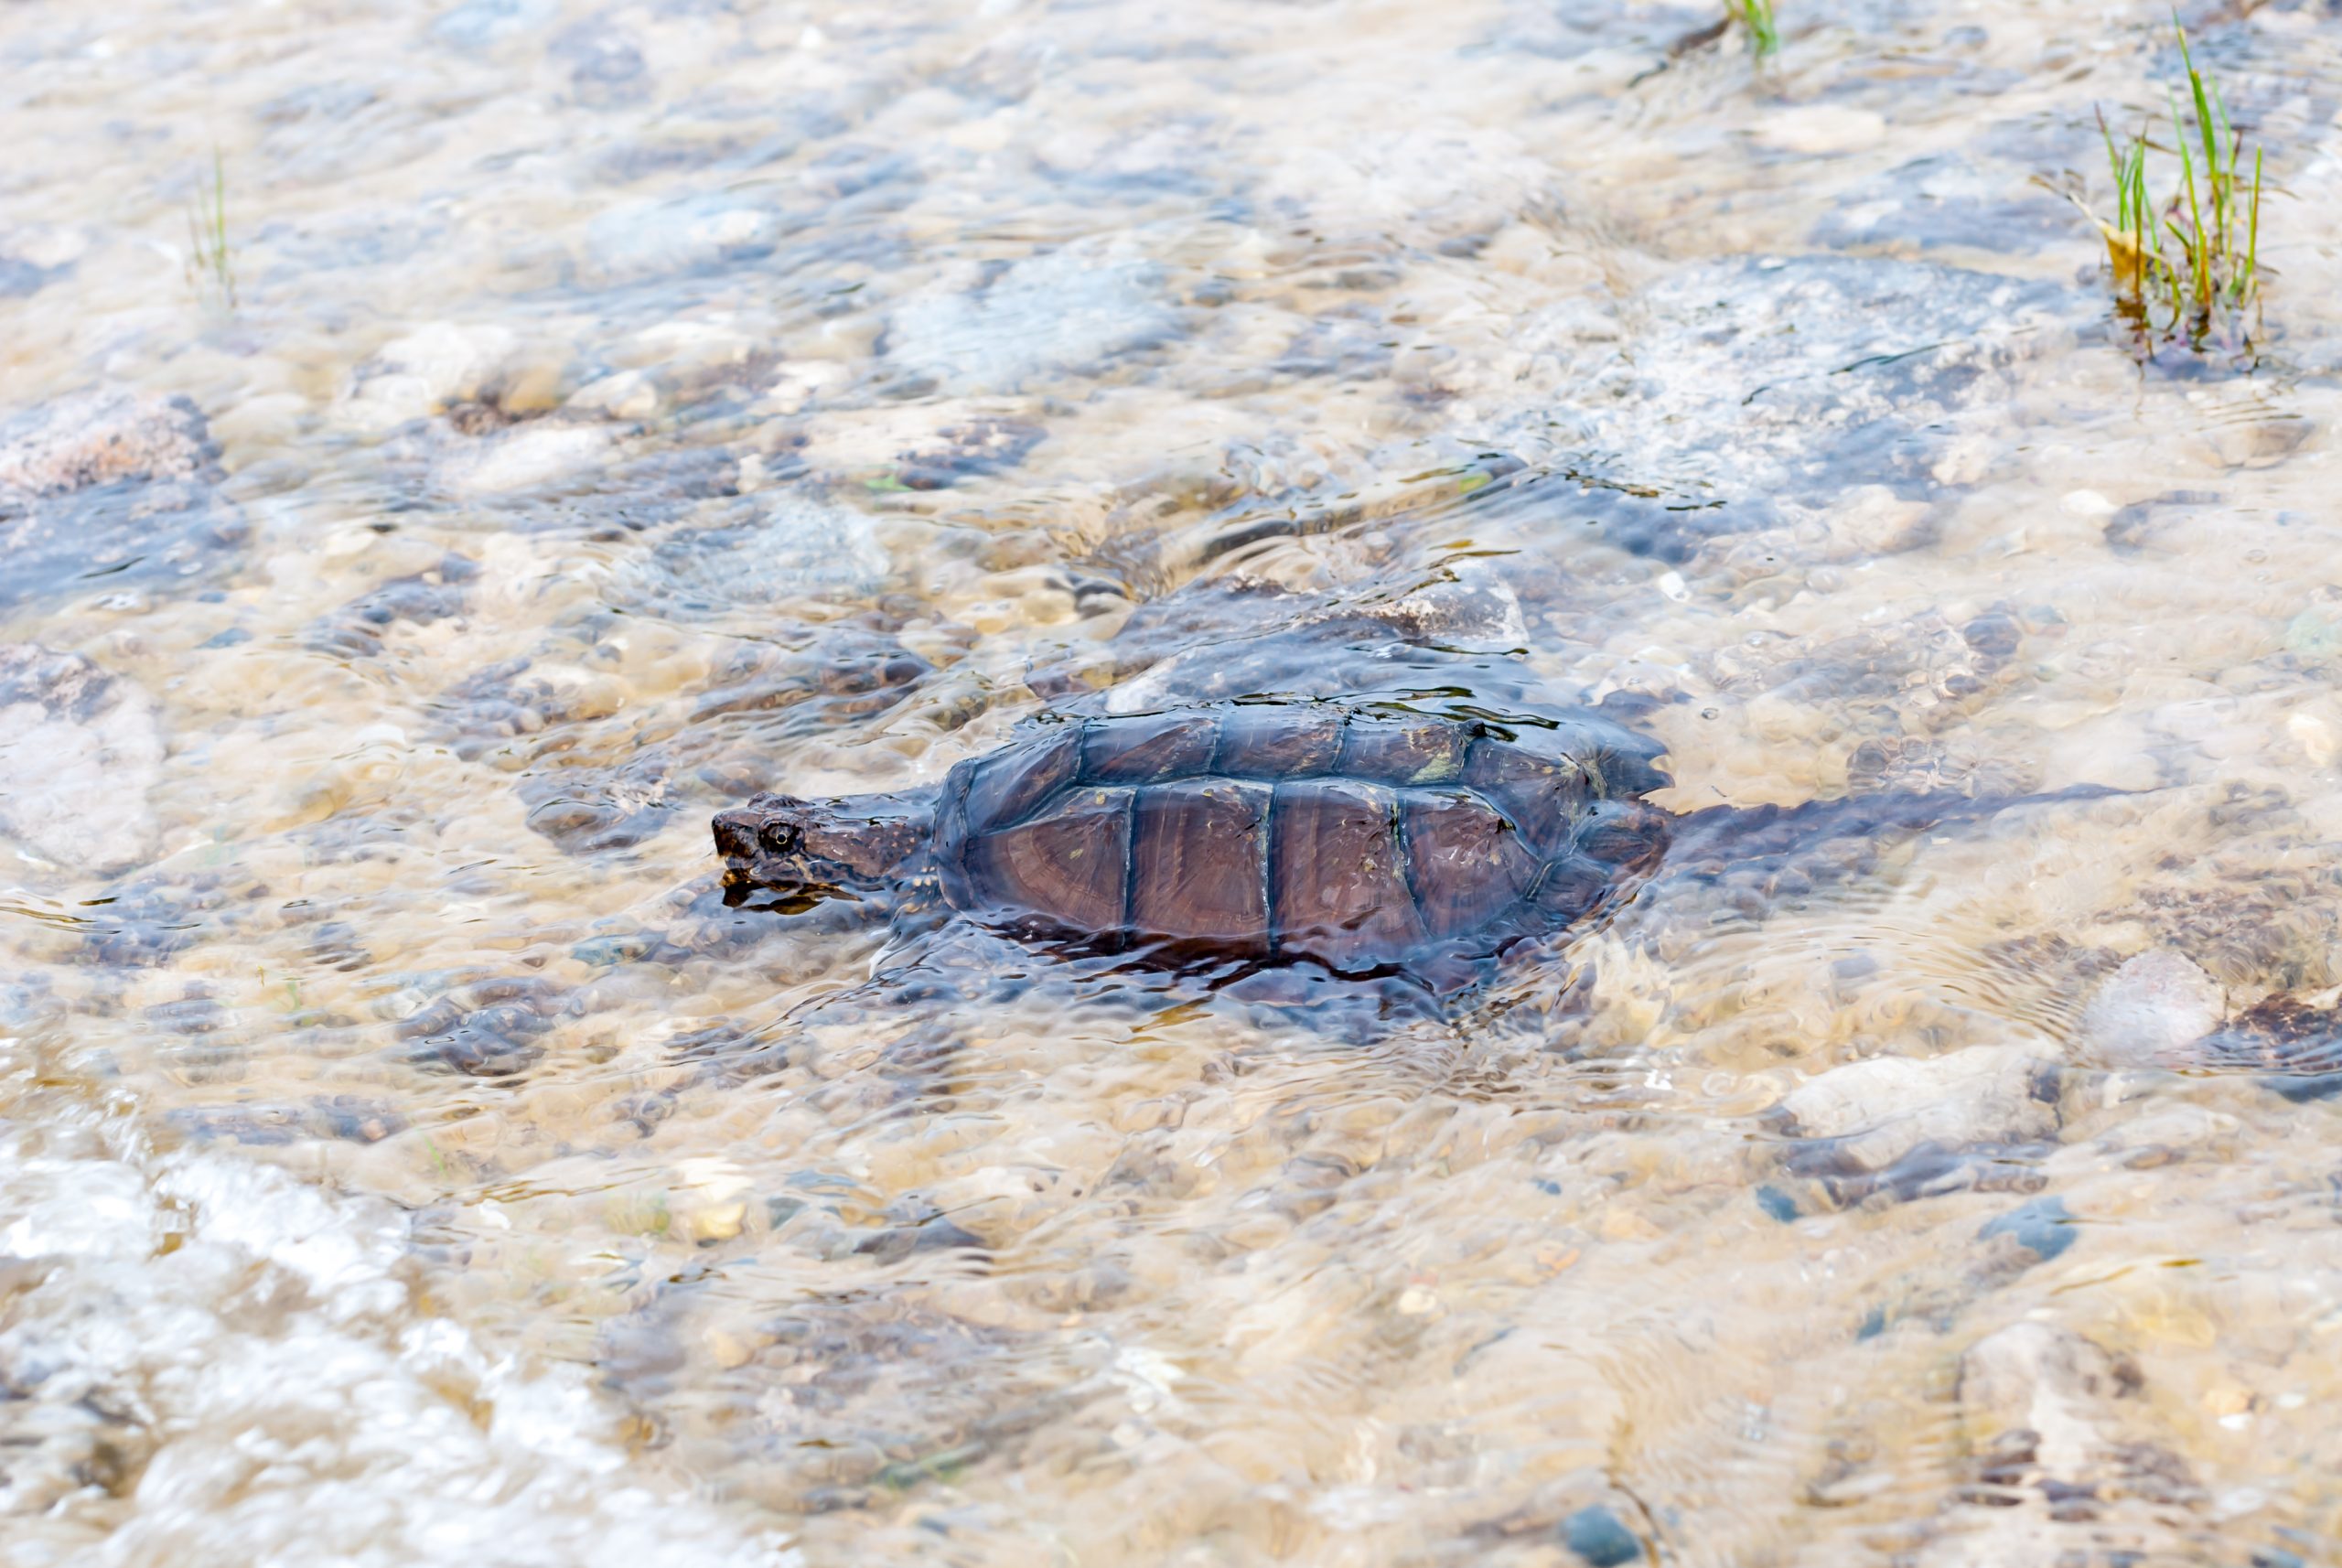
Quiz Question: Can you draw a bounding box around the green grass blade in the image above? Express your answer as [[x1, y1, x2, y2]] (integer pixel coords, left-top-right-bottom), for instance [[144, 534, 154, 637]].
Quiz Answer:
[[2241, 144, 2261, 303], [2169, 91, 2209, 310], [2099, 106, 2124, 208], [2179, 38, 2222, 223]]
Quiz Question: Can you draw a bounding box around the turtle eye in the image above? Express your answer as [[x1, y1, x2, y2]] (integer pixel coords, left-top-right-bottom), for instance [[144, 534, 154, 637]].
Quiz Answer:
[[761, 821, 800, 854]]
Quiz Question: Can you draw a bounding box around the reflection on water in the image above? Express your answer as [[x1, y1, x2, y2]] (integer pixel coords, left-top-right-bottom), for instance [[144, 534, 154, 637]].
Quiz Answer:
[[3, 0, 2342, 1562]]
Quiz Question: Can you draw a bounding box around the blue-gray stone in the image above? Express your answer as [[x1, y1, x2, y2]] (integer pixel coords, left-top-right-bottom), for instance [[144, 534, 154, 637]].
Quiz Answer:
[[1562, 1506, 1642, 1568], [1978, 1195, 2074, 1262]]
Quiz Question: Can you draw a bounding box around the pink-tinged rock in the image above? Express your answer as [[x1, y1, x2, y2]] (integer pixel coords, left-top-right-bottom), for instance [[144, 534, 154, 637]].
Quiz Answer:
[[2077, 950, 2226, 1068]]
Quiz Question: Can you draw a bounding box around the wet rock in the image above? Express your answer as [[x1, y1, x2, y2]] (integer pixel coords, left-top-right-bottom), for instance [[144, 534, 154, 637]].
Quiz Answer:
[[795, 407, 1045, 489], [2186, 994, 2342, 1101], [300, 918, 371, 972], [0, 252, 64, 296], [519, 753, 677, 854], [2104, 489, 2227, 555], [306, 553, 478, 659], [0, 388, 215, 499], [429, 655, 622, 762], [1089, 574, 1531, 712], [1539, 255, 2075, 551], [1911, 1322, 2208, 1567], [572, 928, 691, 969], [394, 977, 569, 1077], [0, 388, 241, 607], [1271, 305, 1396, 381], [75, 868, 267, 967], [1478, 0, 1713, 61], [1811, 154, 2070, 255], [1703, 608, 2031, 752], [338, 323, 520, 432], [1559, 1504, 1643, 1567], [552, 15, 650, 109], [686, 632, 934, 733], [428, 0, 555, 48], [1774, 1046, 2061, 1208], [168, 1096, 406, 1146], [2108, 836, 2340, 989], [1960, 1323, 2143, 1478], [2076, 950, 2226, 1068], [584, 193, 788, 285], [1976, 1194, 2076, 1266], [1843, 735, 2040, 799], [660, 1019, 791, 1085], [884, 241, 1179, 394], [605, 496, 889, 621], [438, 444, 741, 540], [853, 1213, 989, 1264], [438, 421, 617, 498], [0, 645, 167, 875], [146, 987, 246, 1083]]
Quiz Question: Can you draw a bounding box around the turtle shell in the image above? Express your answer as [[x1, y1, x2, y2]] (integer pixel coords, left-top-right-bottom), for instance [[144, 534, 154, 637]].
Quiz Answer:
[[932, 704, 1668, 972]]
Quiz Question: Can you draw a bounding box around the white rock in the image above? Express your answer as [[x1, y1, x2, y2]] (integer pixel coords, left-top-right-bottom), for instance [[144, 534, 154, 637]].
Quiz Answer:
[[585, 196, 782, 285], [565, 371, 661, 421], [1777, 1044, 2057, 1173], [338, 323, 519, 431], [621, 320, 754, 372], [0, 644, 165, 874], [1824, 484, 1933, 558], [2077, 950, 2226, 1068], [445, 424, 615, 496], [1752, 104, 1887, 156]]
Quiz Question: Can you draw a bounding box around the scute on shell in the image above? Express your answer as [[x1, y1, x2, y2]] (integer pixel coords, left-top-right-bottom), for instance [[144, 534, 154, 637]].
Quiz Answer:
[[937, 703, 1662, 972]]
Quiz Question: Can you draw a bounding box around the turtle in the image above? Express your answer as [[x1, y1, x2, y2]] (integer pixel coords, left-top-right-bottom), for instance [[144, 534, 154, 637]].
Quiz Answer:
[[711, 697, 2126, 1001]]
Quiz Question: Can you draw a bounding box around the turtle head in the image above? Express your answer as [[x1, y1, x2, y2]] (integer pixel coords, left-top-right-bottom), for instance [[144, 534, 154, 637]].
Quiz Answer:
[[713, 790, 933, 904]]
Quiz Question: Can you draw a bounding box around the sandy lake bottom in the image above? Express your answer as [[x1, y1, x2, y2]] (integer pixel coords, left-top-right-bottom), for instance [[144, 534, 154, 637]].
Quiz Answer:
[[5, 1, 2342, 1563]]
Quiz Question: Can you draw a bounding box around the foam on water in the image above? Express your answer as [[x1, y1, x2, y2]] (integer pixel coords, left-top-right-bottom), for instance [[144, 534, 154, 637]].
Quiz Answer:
[[0, 1113, 795, 1568]]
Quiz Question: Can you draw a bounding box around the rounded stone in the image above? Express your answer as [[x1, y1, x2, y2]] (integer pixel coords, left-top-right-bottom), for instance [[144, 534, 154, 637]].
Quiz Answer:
[[2077, 950, 2226, 1068]]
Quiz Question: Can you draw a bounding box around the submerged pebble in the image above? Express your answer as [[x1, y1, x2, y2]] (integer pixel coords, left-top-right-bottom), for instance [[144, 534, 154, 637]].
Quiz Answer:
[[338, 322, 521, 432], [1774, 1045, 2060, 1207], [606, 495, 891, 620], [885, 242, 1179, 393], [2077, 950, 2227, 1068], [584, 193, 788, 285], [0, 645, 167, 875]]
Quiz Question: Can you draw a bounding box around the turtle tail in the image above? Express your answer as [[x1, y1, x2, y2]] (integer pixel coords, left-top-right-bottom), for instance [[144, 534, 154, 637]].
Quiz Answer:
[[1662, 783, 2131, 886]]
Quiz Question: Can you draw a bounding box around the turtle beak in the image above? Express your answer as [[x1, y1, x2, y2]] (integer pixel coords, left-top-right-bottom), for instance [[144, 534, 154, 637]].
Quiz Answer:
[[707, 810, 754, 870], [712, 807, 765, 876]]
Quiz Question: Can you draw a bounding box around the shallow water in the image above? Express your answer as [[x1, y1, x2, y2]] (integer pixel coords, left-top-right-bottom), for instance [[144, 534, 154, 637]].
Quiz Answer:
[[4, 0, 2342, 1563]]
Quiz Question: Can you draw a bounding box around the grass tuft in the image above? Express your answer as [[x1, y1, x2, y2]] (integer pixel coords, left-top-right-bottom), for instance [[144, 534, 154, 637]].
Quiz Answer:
[[184, 145, 238, 313], [1725, 0, 1778, 60], [2057, 15, 2265, 360]]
